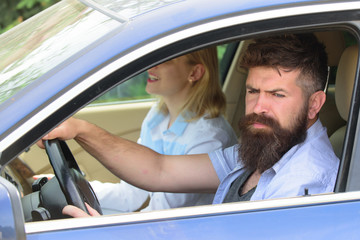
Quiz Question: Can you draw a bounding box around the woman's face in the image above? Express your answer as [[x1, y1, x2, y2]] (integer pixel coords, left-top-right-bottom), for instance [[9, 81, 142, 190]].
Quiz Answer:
[[146, 56, 195, 102]]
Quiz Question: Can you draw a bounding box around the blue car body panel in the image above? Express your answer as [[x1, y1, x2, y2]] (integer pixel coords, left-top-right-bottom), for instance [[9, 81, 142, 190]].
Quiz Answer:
[[27, 199, 360, 239]]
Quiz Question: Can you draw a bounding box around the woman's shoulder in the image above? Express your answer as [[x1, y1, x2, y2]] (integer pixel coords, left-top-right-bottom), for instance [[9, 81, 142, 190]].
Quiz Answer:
[[194, 114, 233, 130], [188, 114, 237, 140]]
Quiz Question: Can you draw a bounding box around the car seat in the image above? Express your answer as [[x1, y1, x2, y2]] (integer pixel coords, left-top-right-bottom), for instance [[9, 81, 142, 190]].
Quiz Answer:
[[330, 45, 358, 158]]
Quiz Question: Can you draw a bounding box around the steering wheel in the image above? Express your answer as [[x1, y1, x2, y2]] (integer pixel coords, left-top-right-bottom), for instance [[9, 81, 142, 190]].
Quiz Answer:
[[44, 139, 102, 216]]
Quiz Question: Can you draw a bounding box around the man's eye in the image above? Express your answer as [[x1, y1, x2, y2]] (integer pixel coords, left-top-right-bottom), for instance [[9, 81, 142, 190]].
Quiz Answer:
[[247, 90, 257, 94], [273, 93, 285, 98]]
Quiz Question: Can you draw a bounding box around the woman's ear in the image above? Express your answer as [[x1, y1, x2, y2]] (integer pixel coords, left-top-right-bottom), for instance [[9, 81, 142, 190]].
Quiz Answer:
[[308, 90, 326, 120], [188, 64, 205, 83]]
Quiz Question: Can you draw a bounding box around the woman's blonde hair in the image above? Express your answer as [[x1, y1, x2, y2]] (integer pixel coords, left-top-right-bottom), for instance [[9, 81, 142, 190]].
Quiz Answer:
[[158, 46, 226, 120]]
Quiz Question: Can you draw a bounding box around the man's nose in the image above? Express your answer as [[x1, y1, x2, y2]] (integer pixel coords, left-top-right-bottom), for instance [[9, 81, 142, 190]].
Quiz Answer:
[[253, 94, 269, 115]]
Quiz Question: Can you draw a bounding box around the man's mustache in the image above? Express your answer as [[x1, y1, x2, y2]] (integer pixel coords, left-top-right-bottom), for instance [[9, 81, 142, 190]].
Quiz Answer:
[[240, 113, 280, 130]]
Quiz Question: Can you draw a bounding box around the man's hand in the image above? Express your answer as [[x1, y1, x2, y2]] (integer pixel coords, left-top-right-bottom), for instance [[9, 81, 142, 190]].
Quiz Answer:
[[37, 117, 83, 148], [62, 203, 101, 218]]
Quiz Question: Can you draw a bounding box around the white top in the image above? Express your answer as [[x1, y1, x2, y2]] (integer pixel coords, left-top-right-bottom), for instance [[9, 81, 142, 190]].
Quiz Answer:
[[91, 103, 238, 213]]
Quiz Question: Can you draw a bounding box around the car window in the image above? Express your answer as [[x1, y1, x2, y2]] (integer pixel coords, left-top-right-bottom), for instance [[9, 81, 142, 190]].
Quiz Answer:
[[90, 43, 237, 105]]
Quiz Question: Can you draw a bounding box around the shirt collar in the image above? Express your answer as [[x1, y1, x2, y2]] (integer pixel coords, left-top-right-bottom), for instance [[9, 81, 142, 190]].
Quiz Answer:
[[147, 110, 166, 129], [165, 114, 188, 136], [147, 110, 189, 136]]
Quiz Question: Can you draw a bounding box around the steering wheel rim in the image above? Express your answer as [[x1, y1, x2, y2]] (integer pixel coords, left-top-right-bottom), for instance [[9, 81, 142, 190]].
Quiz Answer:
[[44, 139, 102, 216]]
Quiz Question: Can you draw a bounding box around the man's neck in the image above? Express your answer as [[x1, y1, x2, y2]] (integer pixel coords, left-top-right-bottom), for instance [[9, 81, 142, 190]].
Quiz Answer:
[[306, 116, 318, 129], [241, 169, 262, 195]]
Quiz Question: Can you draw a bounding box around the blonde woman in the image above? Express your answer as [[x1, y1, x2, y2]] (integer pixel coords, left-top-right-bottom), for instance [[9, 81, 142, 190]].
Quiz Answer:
[[63, 47, 238, 213]]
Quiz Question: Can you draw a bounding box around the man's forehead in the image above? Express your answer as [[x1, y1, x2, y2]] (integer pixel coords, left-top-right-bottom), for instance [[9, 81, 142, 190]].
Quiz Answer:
[[246, 66, 301, 89]]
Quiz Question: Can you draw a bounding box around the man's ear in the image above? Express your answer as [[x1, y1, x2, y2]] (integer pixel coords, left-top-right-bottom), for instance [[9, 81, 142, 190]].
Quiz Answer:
[[188, 64, 205, 83], [308, 90, 326, 120]]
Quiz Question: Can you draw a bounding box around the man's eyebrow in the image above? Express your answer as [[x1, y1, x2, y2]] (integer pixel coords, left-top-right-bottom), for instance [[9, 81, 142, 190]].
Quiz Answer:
[[246, 85, 259, 91], [246, 85, 289, 94], [266, 88, 288, 94]]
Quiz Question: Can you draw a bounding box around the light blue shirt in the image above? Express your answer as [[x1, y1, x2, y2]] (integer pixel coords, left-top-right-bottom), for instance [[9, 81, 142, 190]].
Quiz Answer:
[[210, 119, 339, 204], [92, 103, 238, 213]]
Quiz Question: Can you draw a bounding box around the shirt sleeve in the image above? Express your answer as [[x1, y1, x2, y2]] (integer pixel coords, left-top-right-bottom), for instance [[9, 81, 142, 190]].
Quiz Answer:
[[209, 145, 240, 182]]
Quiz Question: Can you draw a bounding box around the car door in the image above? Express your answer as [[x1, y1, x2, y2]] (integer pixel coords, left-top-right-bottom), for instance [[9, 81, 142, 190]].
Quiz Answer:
[[2, 1, 360, 239]]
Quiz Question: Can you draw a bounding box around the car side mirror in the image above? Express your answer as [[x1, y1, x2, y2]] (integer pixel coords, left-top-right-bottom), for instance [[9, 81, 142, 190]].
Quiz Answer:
[[0, 176, 26, 240]]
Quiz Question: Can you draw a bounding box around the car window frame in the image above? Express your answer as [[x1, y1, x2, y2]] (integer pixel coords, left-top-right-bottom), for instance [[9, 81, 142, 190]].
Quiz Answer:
[[30, 14, 360, 193], [336, 40, 360, 192]]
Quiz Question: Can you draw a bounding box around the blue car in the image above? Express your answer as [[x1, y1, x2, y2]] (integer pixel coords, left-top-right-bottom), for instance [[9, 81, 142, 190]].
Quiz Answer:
[[1, 0, 360, 239]]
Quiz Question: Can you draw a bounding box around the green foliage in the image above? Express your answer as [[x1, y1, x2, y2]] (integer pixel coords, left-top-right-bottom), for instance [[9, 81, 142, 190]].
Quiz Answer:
[[0, 0, 60, 33], [92, 72, 152, 105]]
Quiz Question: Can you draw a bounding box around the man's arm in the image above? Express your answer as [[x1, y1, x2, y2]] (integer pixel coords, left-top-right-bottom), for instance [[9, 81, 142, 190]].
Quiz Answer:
[[39, 117, 220, 193]]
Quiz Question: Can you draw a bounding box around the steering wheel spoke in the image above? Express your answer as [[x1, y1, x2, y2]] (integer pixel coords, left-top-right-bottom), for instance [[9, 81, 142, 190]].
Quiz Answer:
[[44, 139, 102, 216]]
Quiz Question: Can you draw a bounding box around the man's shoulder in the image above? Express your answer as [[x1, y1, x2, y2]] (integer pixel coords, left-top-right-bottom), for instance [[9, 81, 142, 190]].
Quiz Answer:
[[300, 119, 337, 161], [279, 138, 339, 185], [274, 119, 339, 181], [306, 119, 328, 141]]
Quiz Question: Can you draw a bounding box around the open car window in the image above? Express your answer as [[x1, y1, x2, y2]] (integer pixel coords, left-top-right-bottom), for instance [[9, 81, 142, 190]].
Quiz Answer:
[[10, 29, 358, 215], [90, 43, 238, 105]]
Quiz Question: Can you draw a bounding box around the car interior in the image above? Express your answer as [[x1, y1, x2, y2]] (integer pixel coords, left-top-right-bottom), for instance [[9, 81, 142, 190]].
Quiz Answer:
[[1, 29, 358, 221], [329, 44, 358, 159]]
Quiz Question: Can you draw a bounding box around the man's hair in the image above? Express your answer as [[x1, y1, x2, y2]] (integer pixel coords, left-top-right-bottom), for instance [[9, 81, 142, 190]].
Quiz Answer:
[[241, 33, 328, 98], [158, 46, 226, 120]]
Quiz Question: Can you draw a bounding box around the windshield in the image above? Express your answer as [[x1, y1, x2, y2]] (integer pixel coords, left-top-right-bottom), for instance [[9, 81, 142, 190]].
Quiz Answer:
[[0, 0, 120, 104], [87, 0, 183, 19], [0, 0, 182, 105]]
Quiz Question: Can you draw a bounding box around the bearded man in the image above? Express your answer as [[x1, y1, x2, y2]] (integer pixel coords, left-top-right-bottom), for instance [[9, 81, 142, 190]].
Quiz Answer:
[[39, 33, 339, 217]]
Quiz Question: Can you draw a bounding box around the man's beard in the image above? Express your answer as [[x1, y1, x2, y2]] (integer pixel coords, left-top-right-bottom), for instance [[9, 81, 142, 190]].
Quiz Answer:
[[238, 106, 308, 173]]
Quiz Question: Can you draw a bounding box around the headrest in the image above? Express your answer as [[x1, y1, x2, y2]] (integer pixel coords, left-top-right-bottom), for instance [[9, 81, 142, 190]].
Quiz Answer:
[[335, 45, 358, 121], [315, 31, 345, 66]]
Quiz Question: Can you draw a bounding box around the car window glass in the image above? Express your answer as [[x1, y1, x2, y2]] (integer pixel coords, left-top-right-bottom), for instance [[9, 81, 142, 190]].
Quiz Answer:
[[90, 0, 183, 19]]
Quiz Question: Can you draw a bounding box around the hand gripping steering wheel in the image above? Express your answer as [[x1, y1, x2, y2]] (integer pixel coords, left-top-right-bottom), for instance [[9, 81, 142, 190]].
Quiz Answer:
[[44, 139, 103, 216]]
